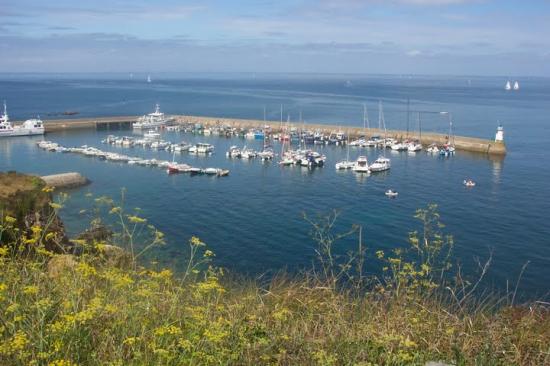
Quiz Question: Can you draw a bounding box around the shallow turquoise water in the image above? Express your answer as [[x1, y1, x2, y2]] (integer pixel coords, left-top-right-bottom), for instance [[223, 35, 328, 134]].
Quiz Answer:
[[0, 74, 548, 297]]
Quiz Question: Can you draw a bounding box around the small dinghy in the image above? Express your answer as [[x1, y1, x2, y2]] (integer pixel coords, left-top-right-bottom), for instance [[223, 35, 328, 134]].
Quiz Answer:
[[385, 189, 398, 197], [217, 169, 230, 177], [204, 168, 219, 175], [463, 179, 476, 187]]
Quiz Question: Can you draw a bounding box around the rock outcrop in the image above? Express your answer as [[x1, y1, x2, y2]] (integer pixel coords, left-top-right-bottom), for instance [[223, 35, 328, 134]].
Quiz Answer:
[[0, 171, 71, 252]]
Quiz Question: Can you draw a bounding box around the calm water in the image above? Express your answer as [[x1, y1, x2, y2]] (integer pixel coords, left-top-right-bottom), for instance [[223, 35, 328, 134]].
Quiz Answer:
[[1, 74, 549, 297]]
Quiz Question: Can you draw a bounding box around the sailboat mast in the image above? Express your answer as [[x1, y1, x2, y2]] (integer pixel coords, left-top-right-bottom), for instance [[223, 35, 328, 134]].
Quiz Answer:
[[363, 103, 366, 130], [418, 112, 422, 141], [406, 97, 410, 138], [378, 101, 382, 131], [379, 100, 387, 157], [449, 113, 455, 146], [280, 104, 283, 133], [346, 135, 350, 161], [364, 104, 370, 130]]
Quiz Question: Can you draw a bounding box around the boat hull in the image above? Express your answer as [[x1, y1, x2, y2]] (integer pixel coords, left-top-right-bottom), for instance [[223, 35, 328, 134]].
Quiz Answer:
[[0, 128, 45, 137]]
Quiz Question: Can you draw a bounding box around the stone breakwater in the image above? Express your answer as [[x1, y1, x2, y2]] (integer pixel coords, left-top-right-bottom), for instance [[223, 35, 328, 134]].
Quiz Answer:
[[41, 172, 89, 189], [38, 115, 506, 155], [176, 115, 507, 155]]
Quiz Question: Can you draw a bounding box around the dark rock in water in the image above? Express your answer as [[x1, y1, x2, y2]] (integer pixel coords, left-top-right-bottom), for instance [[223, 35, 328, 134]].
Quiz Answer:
[[41, 172, 89, 190], [100, 244, 133, 269], [76, 225, 113, 244]]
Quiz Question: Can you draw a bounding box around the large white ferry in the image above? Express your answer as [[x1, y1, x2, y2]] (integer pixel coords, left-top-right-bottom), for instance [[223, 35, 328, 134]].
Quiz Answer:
[[132, 104, 173, 129], [0, 101, 45, 137]]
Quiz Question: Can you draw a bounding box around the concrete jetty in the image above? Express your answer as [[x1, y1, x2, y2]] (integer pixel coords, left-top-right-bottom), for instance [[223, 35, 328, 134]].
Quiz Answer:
[[42, 116, 136, 132], [36, 114, 506, 155], [41, 173, 89, 189], [175, 115, 507, 155]]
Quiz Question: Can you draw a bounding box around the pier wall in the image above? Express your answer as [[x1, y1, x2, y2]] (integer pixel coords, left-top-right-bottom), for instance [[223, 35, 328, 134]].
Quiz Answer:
[[175, 115, 507, 155], [37, 115, 506, 155], [42, 117, 136, 132]]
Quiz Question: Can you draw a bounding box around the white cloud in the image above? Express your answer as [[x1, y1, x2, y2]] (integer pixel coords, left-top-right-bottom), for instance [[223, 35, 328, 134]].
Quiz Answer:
[[407, 49, 422, 56]]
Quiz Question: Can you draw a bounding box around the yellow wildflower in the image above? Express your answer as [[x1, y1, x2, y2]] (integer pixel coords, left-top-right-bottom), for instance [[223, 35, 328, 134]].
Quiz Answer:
[[5, 331, 29, 353], [123, 337, 139, 346], [127, 215, 147, 224], [0, 247, 8, 256], [403, 337, 417, 348], [190, 236, 205, 247], [49, 202, 63, 210], [76, 262, 97, 277], [23, 285, 39, 295], [5, 303, 19, 313], [48, 360, 77, 366], [42, 186, 54, 193], [4, 215, 17, 225], [155, 325, 182, 337]]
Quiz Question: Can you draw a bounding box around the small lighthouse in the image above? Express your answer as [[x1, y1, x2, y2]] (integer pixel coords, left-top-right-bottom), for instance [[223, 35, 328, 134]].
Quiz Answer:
[[495, 124, 504, 143]]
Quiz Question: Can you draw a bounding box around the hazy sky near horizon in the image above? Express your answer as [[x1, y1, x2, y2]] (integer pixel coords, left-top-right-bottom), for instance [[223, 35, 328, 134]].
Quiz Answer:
[[1, 0, 549, 76]]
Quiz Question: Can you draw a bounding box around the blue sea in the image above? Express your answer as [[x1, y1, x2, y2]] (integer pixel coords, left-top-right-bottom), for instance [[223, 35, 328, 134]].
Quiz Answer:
[[1, 73, 549, 298]]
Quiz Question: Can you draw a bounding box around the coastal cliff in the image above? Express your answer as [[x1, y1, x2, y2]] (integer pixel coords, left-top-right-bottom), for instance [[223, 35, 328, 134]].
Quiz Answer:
[[0, 172, 70, 252]]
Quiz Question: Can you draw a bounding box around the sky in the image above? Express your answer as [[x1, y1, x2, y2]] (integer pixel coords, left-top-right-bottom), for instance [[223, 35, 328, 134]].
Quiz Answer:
[[1, 0, 550, 76]]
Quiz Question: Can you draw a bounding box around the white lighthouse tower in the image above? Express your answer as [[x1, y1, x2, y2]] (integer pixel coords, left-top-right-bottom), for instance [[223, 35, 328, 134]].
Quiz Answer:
[[495, 124, 504, 143]]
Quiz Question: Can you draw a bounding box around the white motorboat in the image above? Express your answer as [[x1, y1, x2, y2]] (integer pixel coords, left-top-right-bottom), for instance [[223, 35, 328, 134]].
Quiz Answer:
[[463, 179, 476, 187], [369, 102, 392, 172], [258, 149, 274, 161], [407, 141, 422, 152], [144, 130, 161, 140], [279, 157, 294, 166], [385, 189, 398, 197], [369, 156, 391, 172], [336, 135, 355, 169], [204, 168, 219, 175], [167, 163, 192, 174], [439, 144, 456, 156], [190, 143, 214, 154], [335, 161, 355, 170], [226, 146, 242, 158], [0, 101, 45, 137], [133, 104, 173, 129], [352, 156, 370, 173], [241, 146, 257, 159], [390, 142, 408, 151], [349, 139, 366, 147], [426, 143, 439, 154], [171, 142, 191, 152]]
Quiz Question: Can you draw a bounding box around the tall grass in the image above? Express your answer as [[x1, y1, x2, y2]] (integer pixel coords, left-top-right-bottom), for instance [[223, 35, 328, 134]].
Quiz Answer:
[[0, 193, 548, 365]]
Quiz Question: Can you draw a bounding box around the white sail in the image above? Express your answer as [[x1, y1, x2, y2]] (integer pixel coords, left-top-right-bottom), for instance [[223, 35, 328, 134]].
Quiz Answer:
[[505, 81, 511, 90], [513, 81, 519, 90]]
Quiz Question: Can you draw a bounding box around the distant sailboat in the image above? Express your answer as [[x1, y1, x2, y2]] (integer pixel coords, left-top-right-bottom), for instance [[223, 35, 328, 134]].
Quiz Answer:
[[505, 81, 512, 91], [147, 75, 152, 83], [513, 81, 520, 91]]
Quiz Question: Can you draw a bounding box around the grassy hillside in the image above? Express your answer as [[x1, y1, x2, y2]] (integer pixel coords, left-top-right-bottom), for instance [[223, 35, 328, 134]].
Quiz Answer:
[[0, 176, 548, 365]]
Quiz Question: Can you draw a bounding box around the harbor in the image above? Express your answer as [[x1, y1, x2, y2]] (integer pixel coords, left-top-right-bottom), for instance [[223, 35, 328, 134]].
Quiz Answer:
[[17, 114, 506, 155], [1, 74, 547, 298]]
